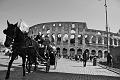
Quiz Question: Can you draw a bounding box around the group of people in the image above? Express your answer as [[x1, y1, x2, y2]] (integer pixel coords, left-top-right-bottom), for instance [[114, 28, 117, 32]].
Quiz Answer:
[[75, 50, 113, 67], [74, 50, 89, 67]]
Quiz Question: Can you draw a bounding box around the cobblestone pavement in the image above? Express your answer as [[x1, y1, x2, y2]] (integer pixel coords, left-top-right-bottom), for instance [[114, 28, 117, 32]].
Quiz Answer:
[[0, 53, 120, 80]]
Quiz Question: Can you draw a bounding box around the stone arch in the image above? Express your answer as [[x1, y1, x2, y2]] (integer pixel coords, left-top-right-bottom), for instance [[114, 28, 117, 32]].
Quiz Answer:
[[98, 50, 102, 58], [51, 33, 55, 42], [57, 33, 61, 45], [114, 38, 117, 45], [98, 36, 102, 44], [118, 39, 120, 46], [85, 34, 90, 44], [70, 34, 75, 46], [104, 51, 108, 58], [77, 48, 82, 55], [56, 47, 60, 53], [46, 29, 50, 33], [104, 37, 107, 45], [110, 38, 113, 46], [91, 50, 96, 55], [63, 34, 68, 45], [70, 48, 75, 58], [78, 34, 82, 45], [91, 35, 96, 44], [62, 48, 67, 58]]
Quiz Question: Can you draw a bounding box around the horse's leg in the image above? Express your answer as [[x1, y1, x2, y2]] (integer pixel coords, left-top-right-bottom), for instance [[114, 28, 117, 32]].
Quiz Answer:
[[34, 57, 37, 71], [28, 56, 31, 73], [5, 53, 17, 79], [22, 56, 26, 76], [33, 49, 37, 71]]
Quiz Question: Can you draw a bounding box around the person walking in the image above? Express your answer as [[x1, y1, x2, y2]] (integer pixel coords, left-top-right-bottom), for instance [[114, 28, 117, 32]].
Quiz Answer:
[[82, 50, 88, 67]]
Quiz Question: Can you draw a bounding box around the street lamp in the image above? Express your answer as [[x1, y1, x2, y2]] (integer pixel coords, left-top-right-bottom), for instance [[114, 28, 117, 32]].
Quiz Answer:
[[104, 0, 109, 52]]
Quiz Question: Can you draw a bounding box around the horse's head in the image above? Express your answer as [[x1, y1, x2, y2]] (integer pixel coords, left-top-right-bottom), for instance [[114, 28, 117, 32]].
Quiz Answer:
[[3, 20, 18, 47]]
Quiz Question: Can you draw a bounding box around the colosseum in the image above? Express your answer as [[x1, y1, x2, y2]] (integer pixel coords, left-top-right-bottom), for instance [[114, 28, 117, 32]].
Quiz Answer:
[[28, 22, 120, 59]]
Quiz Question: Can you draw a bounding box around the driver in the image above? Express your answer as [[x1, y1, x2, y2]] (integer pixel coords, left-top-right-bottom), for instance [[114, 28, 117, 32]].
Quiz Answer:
[[43, 35, 50, 46]]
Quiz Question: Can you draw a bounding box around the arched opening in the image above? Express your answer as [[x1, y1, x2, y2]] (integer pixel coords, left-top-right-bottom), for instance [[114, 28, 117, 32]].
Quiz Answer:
[[62, 48, 67, 58], [78, 34, 82, 45], [110, 38, 113, 46], [118, 39, 120, 46], [56, 47, 61, 58], [85, 34, 90, 44], [70, 48, 75, 59], [57, 33, 61, 45], [98, 36, 102, 44], [104, 51, 108, 58], [98, 50, 102, 58], [51, 34, 55, 43], [41, 34, 45, 38], [71, 24, 76, 33], [104, 37, 107, 45], [63, 34, 68, 45], [91, 50, 96, 55], [77, 48, 82, 55], [70, 34, 75, 46], [114, 38, 117, 45], [91, 36, 96, 44], [46, 29, 50, 34]]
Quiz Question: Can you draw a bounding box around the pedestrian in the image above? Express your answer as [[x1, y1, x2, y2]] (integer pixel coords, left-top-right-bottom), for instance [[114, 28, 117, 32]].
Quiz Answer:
[[90, 55, 92, 62], [82, 50, 88, 67], [107, 53, 113, 67]]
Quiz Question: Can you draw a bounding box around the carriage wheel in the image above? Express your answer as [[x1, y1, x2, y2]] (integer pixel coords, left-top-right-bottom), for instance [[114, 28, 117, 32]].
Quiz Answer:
[[45, 59, 50, 73], [26, 59, 32, 73]]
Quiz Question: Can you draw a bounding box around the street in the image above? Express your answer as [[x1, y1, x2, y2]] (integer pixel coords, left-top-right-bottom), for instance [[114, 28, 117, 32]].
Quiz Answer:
[[0, 53, 120, 80]]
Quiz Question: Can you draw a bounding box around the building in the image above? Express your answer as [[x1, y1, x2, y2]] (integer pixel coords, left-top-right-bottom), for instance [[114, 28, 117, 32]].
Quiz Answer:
[[28, 22, 120, 58]]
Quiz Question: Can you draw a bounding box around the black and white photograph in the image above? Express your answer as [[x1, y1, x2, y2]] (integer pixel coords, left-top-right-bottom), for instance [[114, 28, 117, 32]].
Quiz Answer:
[[0, 0, 120, 80]]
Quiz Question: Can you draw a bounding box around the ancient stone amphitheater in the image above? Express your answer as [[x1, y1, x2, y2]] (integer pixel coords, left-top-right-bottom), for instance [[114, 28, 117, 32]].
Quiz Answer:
[[28, 22, 120, 59]]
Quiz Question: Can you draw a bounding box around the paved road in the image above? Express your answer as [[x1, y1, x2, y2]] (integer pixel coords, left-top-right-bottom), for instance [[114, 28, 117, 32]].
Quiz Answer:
[[0, 53, 120, 80]]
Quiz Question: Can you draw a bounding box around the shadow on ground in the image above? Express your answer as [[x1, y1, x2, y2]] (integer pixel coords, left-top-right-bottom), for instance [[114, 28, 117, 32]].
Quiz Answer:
[[0, 63, 120, 80]]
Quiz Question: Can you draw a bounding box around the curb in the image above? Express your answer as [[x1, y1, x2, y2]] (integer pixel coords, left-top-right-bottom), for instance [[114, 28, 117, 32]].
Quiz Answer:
[[98, 63, 120, 75]]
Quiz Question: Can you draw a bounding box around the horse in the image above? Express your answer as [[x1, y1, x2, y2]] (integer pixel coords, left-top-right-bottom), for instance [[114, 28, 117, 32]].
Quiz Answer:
[[3, 20, 40, 79]]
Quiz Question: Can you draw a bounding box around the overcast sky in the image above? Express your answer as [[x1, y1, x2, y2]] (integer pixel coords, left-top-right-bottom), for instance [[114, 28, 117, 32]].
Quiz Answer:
[[0, 0, 120, 42]]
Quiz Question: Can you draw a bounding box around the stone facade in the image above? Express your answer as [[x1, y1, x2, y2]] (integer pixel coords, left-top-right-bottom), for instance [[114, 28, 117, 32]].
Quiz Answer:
[[28, 22, 120, 58]]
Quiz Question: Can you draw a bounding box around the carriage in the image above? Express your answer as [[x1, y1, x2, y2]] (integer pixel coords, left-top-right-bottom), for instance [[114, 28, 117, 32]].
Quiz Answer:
[[25, 44, 57, 72]]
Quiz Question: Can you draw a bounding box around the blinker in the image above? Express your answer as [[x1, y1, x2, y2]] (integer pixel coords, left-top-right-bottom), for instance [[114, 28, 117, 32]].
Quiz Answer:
[[3, 29, 7, 34]]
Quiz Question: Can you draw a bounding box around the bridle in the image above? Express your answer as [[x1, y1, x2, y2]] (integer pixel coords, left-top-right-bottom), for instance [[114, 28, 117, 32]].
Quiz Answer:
[[5, 27, 17, 44]]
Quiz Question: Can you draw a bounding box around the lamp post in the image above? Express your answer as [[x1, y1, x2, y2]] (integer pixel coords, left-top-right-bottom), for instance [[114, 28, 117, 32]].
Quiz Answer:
[[104, 0, 109, 52]]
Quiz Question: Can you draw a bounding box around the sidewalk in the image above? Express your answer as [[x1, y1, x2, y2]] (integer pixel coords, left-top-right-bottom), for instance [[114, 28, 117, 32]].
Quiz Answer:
[[98, 63, 120, 75]]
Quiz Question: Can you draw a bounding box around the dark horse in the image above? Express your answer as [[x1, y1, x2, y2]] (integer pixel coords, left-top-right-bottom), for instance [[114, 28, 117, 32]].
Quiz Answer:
[[3, 21, 40, 79]]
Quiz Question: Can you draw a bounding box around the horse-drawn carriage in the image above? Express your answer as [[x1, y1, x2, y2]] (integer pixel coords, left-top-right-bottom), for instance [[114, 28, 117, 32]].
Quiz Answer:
[[26, 43, 57, 72], [3, 21, 57, 79]]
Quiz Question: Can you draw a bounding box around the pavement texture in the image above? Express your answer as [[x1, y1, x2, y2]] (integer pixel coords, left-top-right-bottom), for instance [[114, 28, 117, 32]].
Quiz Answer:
[[0, 53, 120, 80]]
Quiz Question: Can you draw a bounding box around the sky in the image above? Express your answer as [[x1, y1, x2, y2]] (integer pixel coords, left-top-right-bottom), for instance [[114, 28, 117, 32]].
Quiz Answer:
[[0, 0, 120, 42]]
